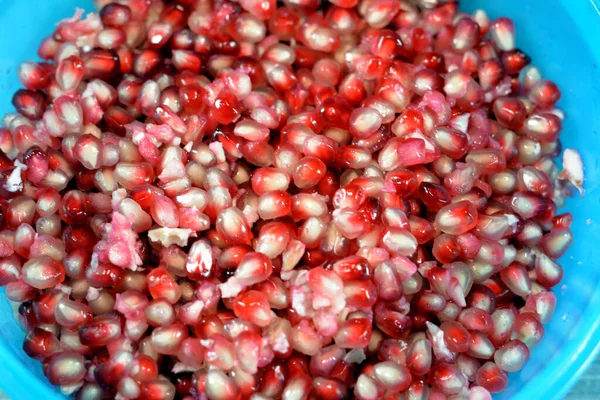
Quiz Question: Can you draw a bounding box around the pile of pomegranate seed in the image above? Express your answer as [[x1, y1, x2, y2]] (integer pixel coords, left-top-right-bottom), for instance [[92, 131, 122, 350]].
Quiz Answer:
[[0, 0, 585, 398]]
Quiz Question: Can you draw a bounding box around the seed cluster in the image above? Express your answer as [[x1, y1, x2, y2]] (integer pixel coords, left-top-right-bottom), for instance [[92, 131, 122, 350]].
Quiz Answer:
[[0, 0, 583, 399]]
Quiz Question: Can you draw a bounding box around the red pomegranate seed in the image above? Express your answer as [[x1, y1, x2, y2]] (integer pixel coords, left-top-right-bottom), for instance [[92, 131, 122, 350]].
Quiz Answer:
[[433, 200, 478, 235], [21, 256, 65, 289], [151, 322, 188, 355], [23, 327, 62, 360], [344, 279, 378, 309], [55, 55, 85, 92], [467, 331, 495, 360], [44, 351, 86, 386], [100, 3, 131, 26], [432, 234, 460, 264], [429, 363, 467, 395], [493, 97, 526, 130], [529, 79, 561, 109], [17, 61, 53, 90], [488, 307, 516, 348], [6, 279, 37, 302], [499, 262, 532, 297], [501, 49, 531, 75], [476, 361, 508, 393], [512, 311, 545, 349], [457, 307, 493, 333], [11, 89, 47, 120], [55, 298, 93, 329], [494, 339, 530, 372], [233, 290, 273, 327], [79, 314, 122, 347], [130, 355, 159, 382], [82, 49, 119, 80], [490, 17, 515, 51], [439, 320, 470, 352], [147, 267, 182, 304]]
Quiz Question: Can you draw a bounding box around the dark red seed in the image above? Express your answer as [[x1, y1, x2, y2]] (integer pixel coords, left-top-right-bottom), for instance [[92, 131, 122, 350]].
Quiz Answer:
[[319, 95, 353, 129], [23, 328, 61, 360], [12, 89, 46, 120], [501, 49, 531, 75], [100, 3, 132, 27], [134, 49, 163, 77], [418, 182, 452, 211], [63, 225, 97, 251], [104, 106, 135, 135], [79, 314, 122, 347], [83, 50, 119, 79]]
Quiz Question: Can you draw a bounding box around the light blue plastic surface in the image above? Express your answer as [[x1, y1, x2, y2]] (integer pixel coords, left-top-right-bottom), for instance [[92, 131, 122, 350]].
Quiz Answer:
[[0, 0, 599, 399]]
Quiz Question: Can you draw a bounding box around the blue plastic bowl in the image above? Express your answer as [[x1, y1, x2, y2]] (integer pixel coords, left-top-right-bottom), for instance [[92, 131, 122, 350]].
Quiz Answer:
[[1, 0, 599, 399]]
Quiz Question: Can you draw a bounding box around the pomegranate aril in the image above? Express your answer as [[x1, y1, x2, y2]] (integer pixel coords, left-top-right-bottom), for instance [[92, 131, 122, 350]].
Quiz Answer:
[[83, 50, 119, 80], [130, 354, 159, 382], [529, 79, 561, 109], [309, 344, 345, 378], [293, 156, 327, 189], [429, 363, 467, 395], [255, 222, 291, 258], [55, 298, 93, 329], [534, 252, 563, 288], [475, 361, 508, 393], [354, 373, 384, 400], [500, 49, 531, 75], [6, 280, 36, 302], [233, 290, 273, 327], [451, 17, 480, 52], [467, 331, 496, 359], [434, 200, 478, 235], [418, 182, 452, 211], [86, 261, 125, 288], [439, 320, 470, 353], [114, 162, 155, 189], [23, 328, 62, 360], [216, 207, 253, 245], [372, 360, 412, 392], [332, 207, 371, 239], [511, 311, 544, 350], [79, 314, 122, 347], [151, 322, 188, 355], [539, 228, 573, 259], [21, 256, 65, 289], [500, 262, 532, 297], [12, 89, 47, 120], [233, 251, 273, 286], [432, 234, 461, 264], [457, 307, 493, 333], [491, 339, 530, 373], [147, 267, 181, 304], [144, 298, 175, 327], [414, 290, 447, 313], [18, 61, 52, 90], [343, 279, 377, 309], [44, 351, 86, 386], [466, 284, 496, 314], [100, 3, 131, 26], [73, 134, 103, 170], [380, 226, 418, 257], [313, 377, 348, 399]]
